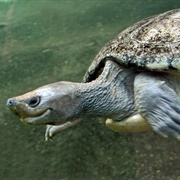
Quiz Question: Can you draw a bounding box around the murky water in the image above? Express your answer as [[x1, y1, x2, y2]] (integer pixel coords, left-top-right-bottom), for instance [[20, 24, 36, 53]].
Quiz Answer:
[[0, 1, 180, 180]]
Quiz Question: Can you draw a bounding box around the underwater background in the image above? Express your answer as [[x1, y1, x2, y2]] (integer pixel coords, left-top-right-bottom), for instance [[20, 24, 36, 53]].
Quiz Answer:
[[0, 0, 180, 180]]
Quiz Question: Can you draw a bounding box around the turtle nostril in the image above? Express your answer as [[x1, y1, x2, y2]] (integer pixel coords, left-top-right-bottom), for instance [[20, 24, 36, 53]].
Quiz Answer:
[[7, 99, 16, 107]]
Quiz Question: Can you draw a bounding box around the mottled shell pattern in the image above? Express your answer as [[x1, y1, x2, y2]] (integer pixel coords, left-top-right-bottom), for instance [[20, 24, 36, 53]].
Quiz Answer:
[[83, 9, 180, 82]]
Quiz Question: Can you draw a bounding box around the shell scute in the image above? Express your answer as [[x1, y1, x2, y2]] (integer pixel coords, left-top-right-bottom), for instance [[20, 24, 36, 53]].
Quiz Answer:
[[84, 9, 180, 82]]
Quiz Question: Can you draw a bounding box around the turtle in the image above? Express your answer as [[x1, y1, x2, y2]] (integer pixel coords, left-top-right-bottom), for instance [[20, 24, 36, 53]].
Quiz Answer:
[[7, 9, 180, 140]]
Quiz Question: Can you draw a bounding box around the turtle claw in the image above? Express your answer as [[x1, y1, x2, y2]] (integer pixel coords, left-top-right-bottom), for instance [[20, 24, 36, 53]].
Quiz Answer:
[[45, 125, 54, 141]]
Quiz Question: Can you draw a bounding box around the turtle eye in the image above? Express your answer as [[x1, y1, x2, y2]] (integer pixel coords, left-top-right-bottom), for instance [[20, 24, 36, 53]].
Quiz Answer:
[[29, 96, 41, 108]]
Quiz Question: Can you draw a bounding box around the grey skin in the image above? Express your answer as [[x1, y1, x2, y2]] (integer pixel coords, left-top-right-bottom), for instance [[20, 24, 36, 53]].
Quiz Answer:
[[7, 9, 180, 140]]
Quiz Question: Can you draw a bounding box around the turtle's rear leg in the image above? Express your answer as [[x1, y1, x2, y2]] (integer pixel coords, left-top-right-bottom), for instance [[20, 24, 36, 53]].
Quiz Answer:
[[134, 73, 180, 139], [105, 114, 152, 133]]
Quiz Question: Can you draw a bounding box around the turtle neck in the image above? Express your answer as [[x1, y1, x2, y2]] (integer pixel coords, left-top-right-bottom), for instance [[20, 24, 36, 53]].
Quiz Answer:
[[72, 60, 137, 121]]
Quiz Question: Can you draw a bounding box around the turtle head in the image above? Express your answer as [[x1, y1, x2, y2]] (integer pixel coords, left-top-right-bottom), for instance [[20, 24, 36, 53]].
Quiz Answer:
[[7, 82, 79, 125]]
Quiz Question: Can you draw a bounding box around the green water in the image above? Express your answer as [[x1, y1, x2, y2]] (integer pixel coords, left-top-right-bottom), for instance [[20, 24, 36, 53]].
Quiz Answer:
[[0, 1, 180, 180]]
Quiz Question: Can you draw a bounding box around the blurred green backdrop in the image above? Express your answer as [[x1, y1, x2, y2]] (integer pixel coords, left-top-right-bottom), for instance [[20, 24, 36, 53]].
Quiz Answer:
[[0, 0, 180, 180]]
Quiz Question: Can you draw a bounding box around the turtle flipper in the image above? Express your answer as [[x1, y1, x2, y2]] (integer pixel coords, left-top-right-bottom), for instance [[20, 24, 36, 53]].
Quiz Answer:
[[106, 114, 152, 133], [134, 73, 180, 139]]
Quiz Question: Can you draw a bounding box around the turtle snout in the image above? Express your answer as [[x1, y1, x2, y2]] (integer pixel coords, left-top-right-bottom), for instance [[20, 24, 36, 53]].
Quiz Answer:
[[7, 98, 16, 107]]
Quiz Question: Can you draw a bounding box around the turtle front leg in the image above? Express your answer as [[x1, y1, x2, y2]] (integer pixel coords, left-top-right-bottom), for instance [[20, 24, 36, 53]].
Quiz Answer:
[[134, 73, 180, 139], [45, 120, 81, 141]]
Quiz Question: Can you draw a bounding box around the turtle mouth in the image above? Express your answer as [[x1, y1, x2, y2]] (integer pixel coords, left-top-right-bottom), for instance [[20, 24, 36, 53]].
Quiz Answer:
[[20, 109, 51, 125], [7, 100, 51, 125]]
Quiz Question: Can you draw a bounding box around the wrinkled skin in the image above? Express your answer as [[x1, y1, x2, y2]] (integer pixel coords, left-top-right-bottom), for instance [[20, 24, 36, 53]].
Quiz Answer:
[[7, 9, 180, 140], [7, 60, 180, 140]]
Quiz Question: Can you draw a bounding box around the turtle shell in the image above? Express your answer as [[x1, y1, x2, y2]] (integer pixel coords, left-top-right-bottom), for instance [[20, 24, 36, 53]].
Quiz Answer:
[[83, 9, 180, 83]]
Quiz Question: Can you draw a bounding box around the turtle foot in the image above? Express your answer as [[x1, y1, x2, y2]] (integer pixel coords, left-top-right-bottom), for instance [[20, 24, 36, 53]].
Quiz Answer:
[[134, 73, 180, 139], [45, 120, 81, 141]]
